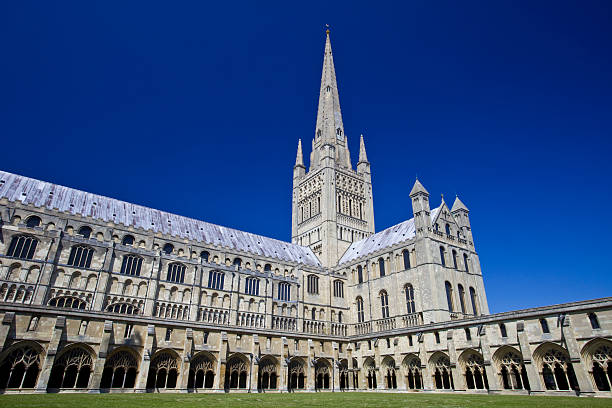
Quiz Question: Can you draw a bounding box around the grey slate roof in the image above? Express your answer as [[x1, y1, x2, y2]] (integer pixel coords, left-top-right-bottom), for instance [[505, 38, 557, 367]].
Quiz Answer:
[[0, 171, 321, 267], [338, 206, 440, 265]]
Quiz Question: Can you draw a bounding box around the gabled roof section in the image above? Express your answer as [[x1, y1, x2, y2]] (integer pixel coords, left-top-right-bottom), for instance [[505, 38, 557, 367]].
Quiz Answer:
[[338, 206, 440, 265], [0, 171, 321, 267]]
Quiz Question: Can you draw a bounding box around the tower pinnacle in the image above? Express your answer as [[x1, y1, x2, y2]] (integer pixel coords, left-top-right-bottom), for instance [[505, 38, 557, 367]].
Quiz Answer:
[[295, 139, 304, 168], [358, 134, 369, 163]]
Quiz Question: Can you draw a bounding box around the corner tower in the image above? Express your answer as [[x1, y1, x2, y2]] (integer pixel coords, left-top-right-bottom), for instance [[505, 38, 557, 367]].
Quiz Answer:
[[292, 30, 375, 267]]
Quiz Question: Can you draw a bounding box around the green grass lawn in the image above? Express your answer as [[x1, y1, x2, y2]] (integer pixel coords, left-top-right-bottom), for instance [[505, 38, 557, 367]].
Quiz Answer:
[[0, 392, 610, 408]]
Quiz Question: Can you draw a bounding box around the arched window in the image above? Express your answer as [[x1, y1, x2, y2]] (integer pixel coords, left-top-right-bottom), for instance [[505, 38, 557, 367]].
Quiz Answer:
[[452, 250, 458, 269], [465, 328, 472, 341], [120, 255, 143, 276], [78, 226, 92, 239], [25, 216, 42, 228], [338, 312, 343, 323], [311, 308, 316, 320], [49, 296, 86, 310], [47, 347, 93, 389], [380, 291, 389, 319], [7, 235, 38, 260], [245, 277, 260, 296], [307, 275, 319, 295], [207, 271, 225, 290], [162, 243, 174, 255], [463, 254, 470, 272], [588, 313, 600, 329], [439, 246, 446, 266], [458, 284, 466, 314], [378, 258, 386, 277], [278, 282, 290, 301], [233, 258, 242, 268], [405, 284, 415, 313], [357, 266, 363, 284], [469, 287, 478, 315], [356, 297, 365, 323], [167, 262, 186, 284], [500, 323, 507, 338], [0, 344, 42, 389], [445, 281, 454, 312], [540, 318, 550, 334], [336, 128, 342, 136], [445, 224, 451, 235], [333, 280, 344, 298], [67, 245, 94, 268], [317, 129, 322, 137], [402, 250, 411, 270], [104, 302, 139, 315], [200, 251, 210, 262], [264, 264, 272, 272], [122, 235, 135, 246]]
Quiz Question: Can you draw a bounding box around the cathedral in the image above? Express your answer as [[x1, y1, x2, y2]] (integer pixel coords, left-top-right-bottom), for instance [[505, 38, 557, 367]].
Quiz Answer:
[[0, 31, 610, 397]]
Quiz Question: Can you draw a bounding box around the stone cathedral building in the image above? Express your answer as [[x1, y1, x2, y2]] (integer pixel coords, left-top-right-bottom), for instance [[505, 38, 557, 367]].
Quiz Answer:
[[0, 31, 610, 397]]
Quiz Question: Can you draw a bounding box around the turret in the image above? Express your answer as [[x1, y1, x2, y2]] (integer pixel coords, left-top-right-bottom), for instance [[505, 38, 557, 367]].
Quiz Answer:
[[451, 195, 473, 243], [410, 178, 431, 236]]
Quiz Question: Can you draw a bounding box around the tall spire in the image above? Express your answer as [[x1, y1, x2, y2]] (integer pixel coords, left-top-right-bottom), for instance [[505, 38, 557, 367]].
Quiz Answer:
[[295, 139, 304, 168], [310, 29, 351, 169], [358, 134, 369, 163], [315, 29, 344, 144]]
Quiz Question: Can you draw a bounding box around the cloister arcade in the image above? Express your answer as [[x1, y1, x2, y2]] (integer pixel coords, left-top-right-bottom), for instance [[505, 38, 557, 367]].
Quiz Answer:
[[458, 349, 488, 390], [533, 343, 579, 391], [0, 337, 611, 395], [187, 352, 215, 390], [493, 346, 530, 391]]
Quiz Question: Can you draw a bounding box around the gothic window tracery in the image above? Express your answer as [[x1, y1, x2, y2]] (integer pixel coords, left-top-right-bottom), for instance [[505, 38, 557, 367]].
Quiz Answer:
[[187, 353, 215, 389], [0, 344, 42, 390], [100, 350, 139, 389], [146, 351, 180, 389], [48, 346, 94, 389]]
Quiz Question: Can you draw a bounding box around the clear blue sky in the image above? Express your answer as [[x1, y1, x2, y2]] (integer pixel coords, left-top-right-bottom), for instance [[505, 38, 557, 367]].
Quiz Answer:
[[1, 1, 611, 313]]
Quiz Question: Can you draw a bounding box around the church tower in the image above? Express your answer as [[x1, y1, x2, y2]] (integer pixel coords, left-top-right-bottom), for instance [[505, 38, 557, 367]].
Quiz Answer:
[[292, 30, 375, 267]]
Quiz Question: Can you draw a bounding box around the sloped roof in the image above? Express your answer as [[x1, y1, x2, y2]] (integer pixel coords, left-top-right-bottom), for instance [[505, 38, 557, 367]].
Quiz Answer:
[[339, 206, 440, 265], [0, 170, 321, 267]]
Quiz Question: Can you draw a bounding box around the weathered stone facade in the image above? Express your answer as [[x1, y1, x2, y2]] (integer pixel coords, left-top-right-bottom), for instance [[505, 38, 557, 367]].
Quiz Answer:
[[0, 31, 610, 397]]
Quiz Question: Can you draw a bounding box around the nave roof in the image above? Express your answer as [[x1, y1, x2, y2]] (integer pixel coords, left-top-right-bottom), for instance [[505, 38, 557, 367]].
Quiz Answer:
[[338, 206, 440, 265], [0, 170, 321, 267]]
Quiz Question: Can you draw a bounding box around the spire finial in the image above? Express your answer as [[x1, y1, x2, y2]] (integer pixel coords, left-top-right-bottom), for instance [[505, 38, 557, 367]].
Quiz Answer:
[[325, 24, 330, 35]]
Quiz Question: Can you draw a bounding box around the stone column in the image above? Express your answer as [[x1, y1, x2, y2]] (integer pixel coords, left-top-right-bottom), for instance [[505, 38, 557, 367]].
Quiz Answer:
[[92, 247, 114, 311], [561, 315, 594, 395], [478, 326, 500, 392], [0, 312, 15, 353], [179, 328, 193, 392], [447, 330, 464, 391], [249, 334, 259, 392], [144, 257, 161, 316], [333, 342, 340, 391], [419, 335, 434, 391], [135, 324, 155, 391], [516, 321, 543, 393], [307, 339, 316, 391], [374, 340, 384, 389], [213, 331, 227, 391], [279, 337, 288, 392], [36, 316, 65, 392], [88, 320, 113, 392]]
